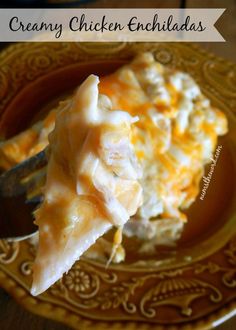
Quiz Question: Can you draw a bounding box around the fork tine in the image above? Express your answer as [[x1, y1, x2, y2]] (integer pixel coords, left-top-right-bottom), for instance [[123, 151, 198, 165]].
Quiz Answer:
[[26, 195, 43, 205], [0, 149, 47, 197]]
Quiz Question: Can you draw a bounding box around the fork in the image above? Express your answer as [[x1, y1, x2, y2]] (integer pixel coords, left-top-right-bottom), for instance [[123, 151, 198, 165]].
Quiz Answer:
[[0, 149, 47, 240]]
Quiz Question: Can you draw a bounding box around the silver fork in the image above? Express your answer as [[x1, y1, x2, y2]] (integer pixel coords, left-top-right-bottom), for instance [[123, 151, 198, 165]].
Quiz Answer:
[[0, 149, 47, 240]]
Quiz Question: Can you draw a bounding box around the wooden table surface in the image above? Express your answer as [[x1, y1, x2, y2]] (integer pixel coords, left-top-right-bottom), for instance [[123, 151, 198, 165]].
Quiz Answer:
[[0, 0, 235, 329]]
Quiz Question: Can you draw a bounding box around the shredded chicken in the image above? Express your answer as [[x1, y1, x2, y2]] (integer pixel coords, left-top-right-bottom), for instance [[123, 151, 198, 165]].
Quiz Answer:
[[31, 75, 142, 296]]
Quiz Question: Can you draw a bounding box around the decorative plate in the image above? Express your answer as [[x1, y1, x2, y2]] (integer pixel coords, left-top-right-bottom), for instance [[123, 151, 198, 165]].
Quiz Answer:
[[0, 42, 236, 330]]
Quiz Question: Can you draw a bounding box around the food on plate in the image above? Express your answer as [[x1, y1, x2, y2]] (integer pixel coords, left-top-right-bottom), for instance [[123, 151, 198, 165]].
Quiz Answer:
[[0, 110, 56, 170], [99, 53, 227, 250], [0, 53, 228, 295]]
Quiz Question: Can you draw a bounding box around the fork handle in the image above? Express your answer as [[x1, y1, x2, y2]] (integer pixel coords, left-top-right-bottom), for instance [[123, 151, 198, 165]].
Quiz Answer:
[[0, 148, 48, 197]]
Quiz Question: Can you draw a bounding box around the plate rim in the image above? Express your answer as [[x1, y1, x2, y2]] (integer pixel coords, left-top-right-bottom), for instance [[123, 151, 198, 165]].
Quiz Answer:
[[0, 41, 236, 329]]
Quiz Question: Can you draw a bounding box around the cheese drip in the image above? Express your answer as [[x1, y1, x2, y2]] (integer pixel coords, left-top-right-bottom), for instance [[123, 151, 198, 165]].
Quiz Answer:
[[31, 75, 142, 296]]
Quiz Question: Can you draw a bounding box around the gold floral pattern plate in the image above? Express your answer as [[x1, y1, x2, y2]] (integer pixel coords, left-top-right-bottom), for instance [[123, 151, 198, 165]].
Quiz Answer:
[[0, 42, 236, 330]]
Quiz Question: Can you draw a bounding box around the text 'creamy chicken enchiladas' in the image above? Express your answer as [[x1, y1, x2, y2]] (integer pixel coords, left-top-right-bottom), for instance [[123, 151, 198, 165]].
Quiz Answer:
[[0, 53, 228, 295]]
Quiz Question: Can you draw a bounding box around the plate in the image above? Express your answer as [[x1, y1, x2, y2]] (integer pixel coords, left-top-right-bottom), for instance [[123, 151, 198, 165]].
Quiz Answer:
[[0, 42, 236, 330]]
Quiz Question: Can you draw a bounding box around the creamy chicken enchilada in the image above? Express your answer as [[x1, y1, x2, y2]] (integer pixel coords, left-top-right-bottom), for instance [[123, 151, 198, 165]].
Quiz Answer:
[[0, 52, 228, 295]]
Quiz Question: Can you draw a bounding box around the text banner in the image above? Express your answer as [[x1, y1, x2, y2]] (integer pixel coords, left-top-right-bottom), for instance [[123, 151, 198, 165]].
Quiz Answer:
[[0, 8, 225, 42]]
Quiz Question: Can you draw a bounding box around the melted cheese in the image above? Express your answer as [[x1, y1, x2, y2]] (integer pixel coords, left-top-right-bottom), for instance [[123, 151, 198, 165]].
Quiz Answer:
[[0, 110, 56, 170], [99, 53, 227, 225], [0, 52, 228, 275], [31, 75, 142, 295]]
